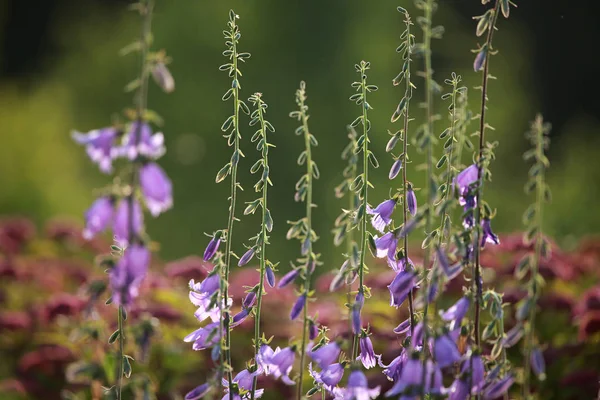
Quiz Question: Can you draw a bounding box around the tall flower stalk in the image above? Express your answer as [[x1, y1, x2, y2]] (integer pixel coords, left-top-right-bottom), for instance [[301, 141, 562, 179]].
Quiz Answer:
[[288, 81, 321, 399], [242, 92, 275, 399], [521, 115, 552, 396], [348, 60, 378, 360], [471, 0, 511, 348], [213, 10, 251, 392]]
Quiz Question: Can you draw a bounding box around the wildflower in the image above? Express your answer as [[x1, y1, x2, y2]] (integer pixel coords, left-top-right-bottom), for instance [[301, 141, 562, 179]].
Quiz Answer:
[[189, 275, 221, 323], [309, 320, 319, 340], [222, 371, 264, 399], [411, 322, 424, 348], [72, 127, 120, 173], [440, 297, 470, 331], [203, 236, 221, 261], [83, 196, 114, 239], [367, 199, 396, 233], [139, 162, 173, 217], [184, 321, 220, 351], [243, 291, 256, 308], [388, 270, 416, 308], [392, 255, 414, 272], [185, 383, 210, 400], [358, 334, 380, 369], [455, 164, 479, 203], [382, 350, 406, 381], [309, 342, 341, 369], [110, 243, 150, 306], [352, 292, 364, 334], [389, 159, 402, 180], [231, 308, 250, 327], [265, 266, 276, 287], [337, 369, 380, 400], [474, 48, 487, 72], [238, 248, 255, 266], [309, 362, 344, 394], [385, 355, 422, 397], [530, 347, 546, 380], [393, 318, 411, 335], [406, 186, 417, 216], [374, 232, 398, 267], [448, 379, 469, 400], [290, 293, 307, 320], [433, 333, 461, 368], [460, 352, 485, 393], [113, 199, 143, 245], [501, 324, 524, 348], [268, 346, 296, 385], [481, 219, 500, 247], [119, 121, 165, 160], [256, 344, 275, 374], [151, 62, 175, 93], [482, 375, 514, 400], [277, 269, 300, 288]]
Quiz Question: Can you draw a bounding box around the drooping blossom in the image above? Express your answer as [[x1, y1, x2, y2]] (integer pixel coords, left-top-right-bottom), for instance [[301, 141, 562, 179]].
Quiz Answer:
[[406, 186, 417, 216], [448, 378, 469, 400], [221, 370, 264, 400], [185, 383, 210, 400], [530, 347, 546, 379], [352, 292, 364, 334], [113, 198, 144, 245], [501, 324, 524, 348], [243, 291, 256, 308], [474, 48, 487, 72], [460, 352, 485, 393], [265, 266, 276, 287], [358, 335, 380, 369], [393, 319, 411, 335], [203, 236, 221, 261], [455, 164, 479, 204], [309, 320, 319, 340], [139, 162, 173, 217], [336, 369, 380, 400], [308, 362, 344, 394], [119, 121, 165, 160], [231, 308, 250, 327], [290, 293, 307, 320], [367, 199, 396, 233], [440, 297, 470, 331], [238, 248, 256, 266], [264, 346, 296, 385], [309, 342, 341, 369], [110, 243, 150, 306], [388, 270, 417, 308], [389, 159, 402, 180], [72, 127, 120, 173], [83, 196, 114, 239], [384, 355, 422, 397], [481, 219, 500, 247], [433, 333, 461, 368], [184, 321, 220, 351], [189, 274, 221, 323], [277, 269, 300, 288], [482, 375, 514, 400], [374, 232, 398, 268]]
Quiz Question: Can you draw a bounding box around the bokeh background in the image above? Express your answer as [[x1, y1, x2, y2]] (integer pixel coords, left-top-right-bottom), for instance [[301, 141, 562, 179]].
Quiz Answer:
[[1, 0, 599, 268]]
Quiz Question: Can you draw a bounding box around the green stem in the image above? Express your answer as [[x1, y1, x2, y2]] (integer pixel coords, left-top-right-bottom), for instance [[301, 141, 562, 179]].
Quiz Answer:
[[297, 95, 314, 400]]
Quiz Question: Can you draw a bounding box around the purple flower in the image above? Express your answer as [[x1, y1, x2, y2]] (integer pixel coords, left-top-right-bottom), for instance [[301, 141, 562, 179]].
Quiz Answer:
[[265, 266, 276, 287], [440, 297, 470, 331], [455, 164, 479, 202], [256, 344, 274, 374], [110, 243, 150, 306], [385, 356, 422, 397], [268, 346, 296, 385], [411, 322, 424, 348], [277, 269, 300, 288], [374, 232, 398, 268], [367, 199, 396, 233], [233, 369, 256, 391], [481, 219, 500, 247], [238, 248, 256, 266], [83, 196, 114, 239], [393, 318, 411, 335], [392, 255, 414, 272], [352, 292, 364, 334], [72, 127, 119, 173], [338, 370, 380, 400], [203, 237, 221, 261], [308, 362, 344, 394], [113, 199, 144, 245], [119, 121, 165, 160], [290, 293, 307, 320], [184, 321, 220, 351], [309, 320, 319, 340], [189, 275, 221, 323], [482, 375, 513, 400], [243, 291, 256, 308], [358, 335, 380, 369], [185, 383, 210, 400], [530, 347, 546, 379], [309, 342, 341, 369], [388, 270, 416, 308], [406, 187, 417, 216], [460, 353, 485, 393], [139, 162, 173, 217], [474, 48, 487, 72], [501, 324, 523, 348], [382, 350, 406, 381], [433, 334, 461, 368], [389, 159, 402, 180], [231, 308, 250, 327], [448, 379, 469, 400]]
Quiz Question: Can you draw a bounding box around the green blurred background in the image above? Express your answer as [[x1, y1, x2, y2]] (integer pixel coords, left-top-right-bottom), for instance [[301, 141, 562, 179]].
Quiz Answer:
[[1, 0, 599, 270]]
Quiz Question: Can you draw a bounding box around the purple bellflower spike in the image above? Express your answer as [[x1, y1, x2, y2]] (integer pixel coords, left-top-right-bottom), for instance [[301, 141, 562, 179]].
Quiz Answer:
[[308, 363, 344, 394], [238, 248, 255, 266], [120, 121, 165, 160], [461, 353, 485, 393], [358, 335, 380, 369], [481, 219, 500, 247], [388, 270, 416, 308], [110, 243, 150, 307], [139, 162, 173, 217], [265, 266, 276, 287], [482, 375, 514, 400], [433, 334, 461, 368], [389, 159, 402, 180], [338, 370, 380, 400], [441, 297, 470, 331], [366, 199, 396, 233], [448, 379, 469, 400], [113, 199, 143, 246], [531, 347, 546, 379], [83, 196, 114, 239], [203, 236, 221, 261], [72, 127, 120, 173], [352, 292, 364, 334], [268, 346, 296, 385], [406, 186, 417, 216], [309, 342, 341, 369], [290, 293, 307, 320], [185, 383, 210, 400], [184, 321, 220, 351], [277, 269, 300, 288]]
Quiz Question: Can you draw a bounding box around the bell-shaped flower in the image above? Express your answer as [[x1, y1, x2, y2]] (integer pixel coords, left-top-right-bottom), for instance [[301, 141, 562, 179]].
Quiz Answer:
[[203, 236, 221, 261], [185, 383, 210, 400], [440, 297, 470, 331], [113, 198, 144, 246], [388, 270, 416, 308], [119, 121, 165, 160], [482, 375, 514, 400], [406, 187, 417, 216], [481, 219, 500, 247], [265, 266, 276, 287], [366, 199, 396, 233], [83, 196, 114, 239], [433, 333, 461, 368], [530, 348, 546, 380], [358, 335, 380, 369], [184, 321, 220, 351], [238, 248, 256, 266], [337, 370, 380, 400], [290, 293, 307, 320], [309, 362, 344, 394], [352, 292, 364, 334], [277, 269, 300, 288], [309, 342, 341, 369], [268, 346, 296, 385], [110, 243, 150, 306], [72, 127, 120, 173], [139, 162, 173, 217], [460, 352, 485, 393]]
